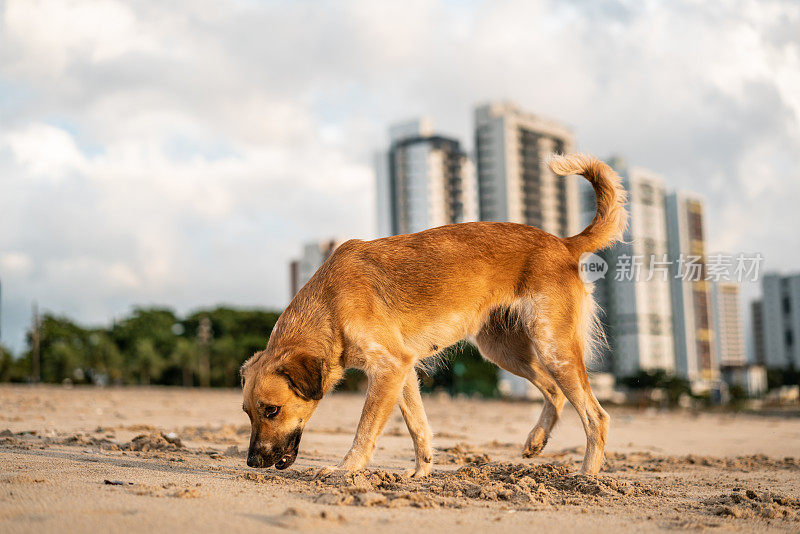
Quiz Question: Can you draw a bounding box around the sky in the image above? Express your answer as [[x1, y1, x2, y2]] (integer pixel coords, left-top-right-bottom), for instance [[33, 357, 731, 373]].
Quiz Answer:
[[1, 0, 799, 353]]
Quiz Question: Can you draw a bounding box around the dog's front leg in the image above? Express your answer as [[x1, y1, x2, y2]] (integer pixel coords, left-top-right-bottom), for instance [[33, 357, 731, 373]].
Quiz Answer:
[[322, 364, 409, 475], [398, 368, 433, 478]]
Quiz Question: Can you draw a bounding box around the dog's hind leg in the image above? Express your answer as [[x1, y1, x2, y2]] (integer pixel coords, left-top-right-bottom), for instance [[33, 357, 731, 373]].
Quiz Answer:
[[537, 336, 609, 475], [527, 290, 609, 475], [398, 368, 433, 478], [475, 318, 565, 458], [522, 370, 566, 457]]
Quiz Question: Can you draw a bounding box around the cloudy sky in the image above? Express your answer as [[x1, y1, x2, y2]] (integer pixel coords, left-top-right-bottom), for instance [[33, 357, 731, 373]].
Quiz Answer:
[[1, 0, 799, 352]]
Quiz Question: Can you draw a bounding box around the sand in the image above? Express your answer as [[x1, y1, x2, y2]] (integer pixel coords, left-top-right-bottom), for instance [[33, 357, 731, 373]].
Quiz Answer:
[[1, 385, 799, 532]]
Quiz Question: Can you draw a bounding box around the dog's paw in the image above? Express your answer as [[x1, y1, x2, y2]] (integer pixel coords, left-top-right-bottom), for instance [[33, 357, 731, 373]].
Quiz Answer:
[[314, 465, 341, 479], [522, 442, 546, 458], [401, 463, 431, 479], [522, 429, 548, 458]]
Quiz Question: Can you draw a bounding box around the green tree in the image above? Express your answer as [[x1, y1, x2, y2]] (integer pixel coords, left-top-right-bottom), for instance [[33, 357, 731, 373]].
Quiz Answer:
[[729, 384, 748, 409], [6, 304, 286, 387], [31, 315, 89, 383], [418, 343, 498, 397], [183, 308, 280, 347], [170, 338, 198, 387], [766, 367, 800, 390], [112, 307, 179, 361], [210, 335, 245, 387], [184, 307, 281, 387], [0, 345, 14, 382], [620, 369, 691, 406], [0, 346, 30, 383], [133, 339, 163, 385], [47, 340, 84, 383], [87, 333, 124, 384]]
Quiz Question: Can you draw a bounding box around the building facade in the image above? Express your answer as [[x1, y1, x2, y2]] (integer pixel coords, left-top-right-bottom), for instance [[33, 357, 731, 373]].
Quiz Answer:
[[710, 281, 746, 367], [759, 272, 800, 368], [289, 239, 342, 297], [666, 192, 717, 388], [710, 280, 767, 395], [585, 159, 676, 377], [711, 282, 747, 367], [474, 102, 580, 237], [376, 118, 476, 237]]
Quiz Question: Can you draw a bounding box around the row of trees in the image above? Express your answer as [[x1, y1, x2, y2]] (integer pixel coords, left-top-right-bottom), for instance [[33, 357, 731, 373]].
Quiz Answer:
[[0, 307, 280, 387]]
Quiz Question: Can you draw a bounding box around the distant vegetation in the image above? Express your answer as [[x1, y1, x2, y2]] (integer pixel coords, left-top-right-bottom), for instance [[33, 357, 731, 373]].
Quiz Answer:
[[0, 307, 280, 388], [766, 367, 800, 391], [619, 369, 692, 406]]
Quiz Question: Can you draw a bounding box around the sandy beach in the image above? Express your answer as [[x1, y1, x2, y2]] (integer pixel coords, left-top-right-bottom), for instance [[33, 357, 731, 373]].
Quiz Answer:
[[1, 384, 799, 532]]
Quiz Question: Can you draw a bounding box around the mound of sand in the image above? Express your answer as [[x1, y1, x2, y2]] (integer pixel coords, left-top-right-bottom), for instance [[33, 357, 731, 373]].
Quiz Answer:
[[55, 434, 120, 450], [704, 489, 800, 521], [128, 432, 183, 452], [439, 443, 492, 465]]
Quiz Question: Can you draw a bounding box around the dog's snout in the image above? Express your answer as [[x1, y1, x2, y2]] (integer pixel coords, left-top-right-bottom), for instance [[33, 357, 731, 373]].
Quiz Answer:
[[245, 426, 303, 469], [247, 446, 273, 468], [247, 451, 274, 468]]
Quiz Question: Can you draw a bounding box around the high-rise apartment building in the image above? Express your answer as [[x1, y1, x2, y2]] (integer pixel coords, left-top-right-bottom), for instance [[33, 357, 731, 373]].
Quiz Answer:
[[585, 159, 676, 377], [710, 281, 746, 367], [289, 239, 342, 297], [375, 118, 476, 237], [666, 192, 717, 387], [474, 102, 580, 237], [713, 281, 766, 396], [759, 272, 800, 368]]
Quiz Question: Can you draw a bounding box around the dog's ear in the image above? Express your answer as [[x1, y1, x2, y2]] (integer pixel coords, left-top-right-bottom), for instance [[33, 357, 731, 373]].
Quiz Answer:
[[276, 353, 326, 401]]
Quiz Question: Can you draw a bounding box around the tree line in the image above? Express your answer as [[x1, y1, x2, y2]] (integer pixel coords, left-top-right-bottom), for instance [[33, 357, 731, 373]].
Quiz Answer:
[[0, 306, 280, 387]]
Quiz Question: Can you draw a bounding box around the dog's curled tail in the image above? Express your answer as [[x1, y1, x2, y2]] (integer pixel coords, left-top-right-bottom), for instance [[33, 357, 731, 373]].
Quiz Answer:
[[549, 153, 628, 257]]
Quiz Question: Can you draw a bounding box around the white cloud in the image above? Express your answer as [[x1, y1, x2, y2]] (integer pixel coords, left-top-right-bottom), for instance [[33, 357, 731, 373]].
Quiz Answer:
[[3, 0, 164, 76], [0, 252, 33, 276], [4, 123, 87, 178]]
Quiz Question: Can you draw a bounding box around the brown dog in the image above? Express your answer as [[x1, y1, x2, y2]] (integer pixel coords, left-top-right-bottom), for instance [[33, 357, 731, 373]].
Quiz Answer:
[[240, 153, 627, 476]]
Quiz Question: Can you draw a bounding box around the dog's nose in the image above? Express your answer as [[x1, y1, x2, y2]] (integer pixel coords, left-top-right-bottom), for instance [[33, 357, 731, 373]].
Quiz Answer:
[[246, 454, 260, 468]]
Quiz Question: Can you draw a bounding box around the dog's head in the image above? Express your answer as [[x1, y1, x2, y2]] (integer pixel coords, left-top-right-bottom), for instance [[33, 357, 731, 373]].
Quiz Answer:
[[240, 351, 325, 469]]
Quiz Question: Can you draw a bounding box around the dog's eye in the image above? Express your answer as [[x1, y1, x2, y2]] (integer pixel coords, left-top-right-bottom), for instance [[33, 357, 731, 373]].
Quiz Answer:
[[264, 405, 281, 419]]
